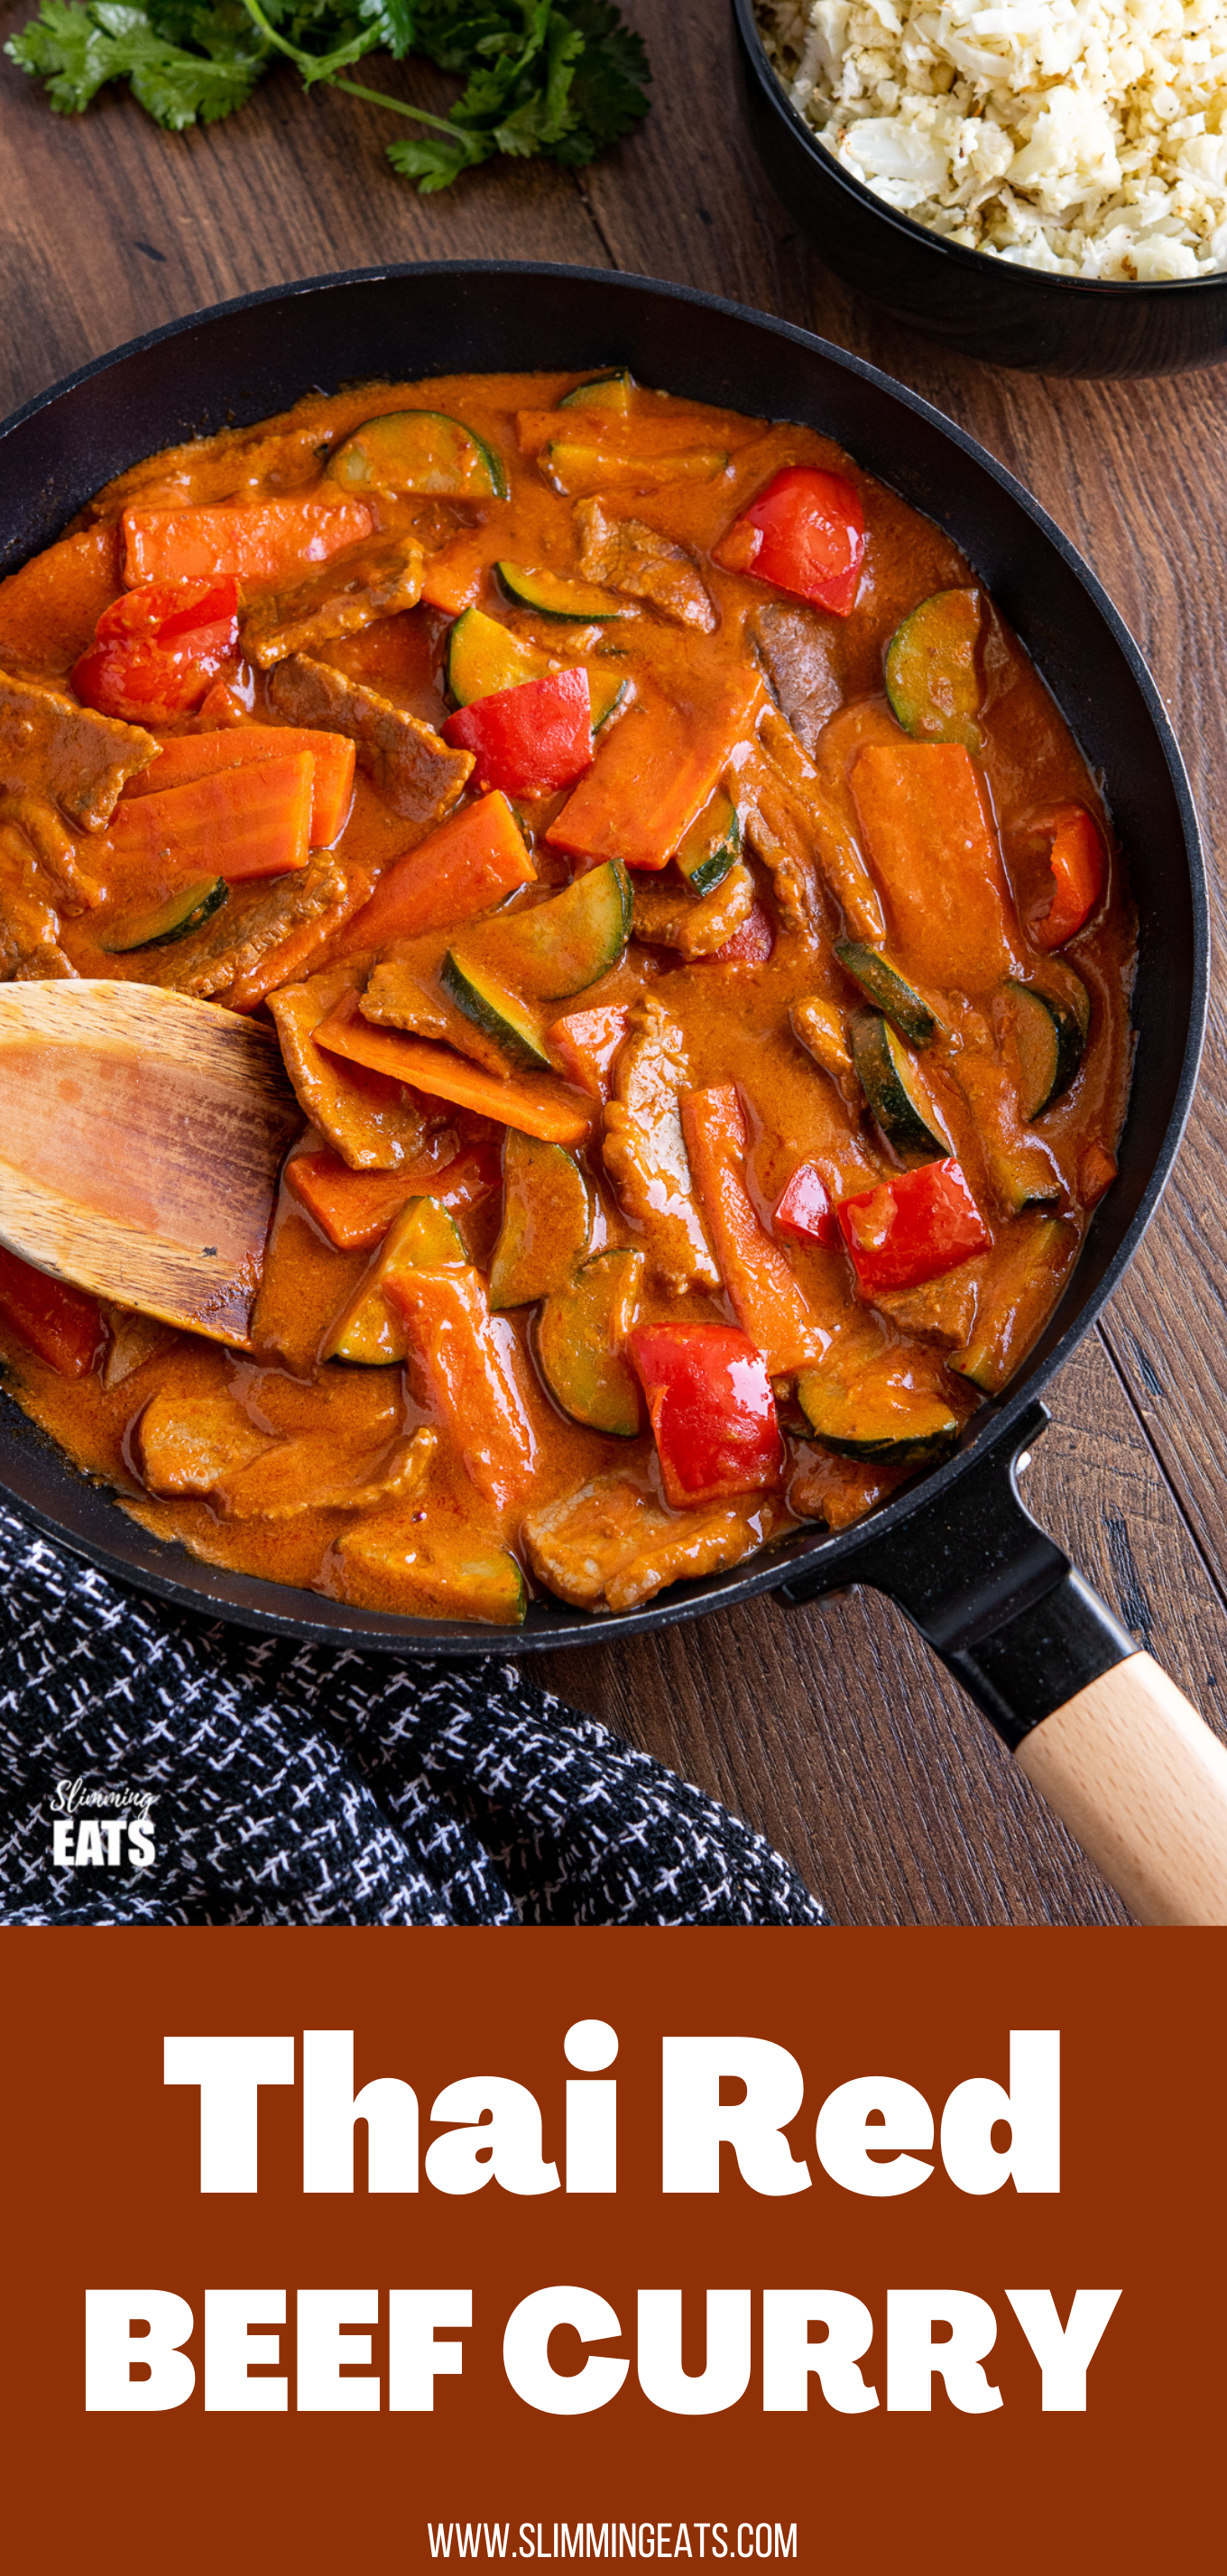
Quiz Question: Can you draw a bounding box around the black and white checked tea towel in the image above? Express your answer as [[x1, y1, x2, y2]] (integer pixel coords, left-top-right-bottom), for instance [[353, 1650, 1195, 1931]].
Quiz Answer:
[[0, 1500, 826, 1927]]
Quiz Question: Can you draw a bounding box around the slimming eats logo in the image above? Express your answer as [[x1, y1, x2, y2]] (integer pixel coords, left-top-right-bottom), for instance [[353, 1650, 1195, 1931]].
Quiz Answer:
[[51, 1778, 156, 1871]]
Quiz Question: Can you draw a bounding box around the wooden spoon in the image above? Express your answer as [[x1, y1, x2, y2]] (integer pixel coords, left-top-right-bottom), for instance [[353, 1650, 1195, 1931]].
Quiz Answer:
[[0, 980, 301, 1348]]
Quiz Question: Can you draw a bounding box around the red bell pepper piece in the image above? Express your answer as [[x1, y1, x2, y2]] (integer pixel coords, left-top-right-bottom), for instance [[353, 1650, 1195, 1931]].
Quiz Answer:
[[628, 1322, 784, 1508], [713, 467, 865, 617], [441, 668, 594, 798], [773, 1162, 838, 1247], [71, 577, 239, 723], [1032, 804, 1105, 948], [713, 899, 775, 967], [286, 1134, 501, 1251], [0, 1247, 104, 1377], [837, 1158, 991, 1297]]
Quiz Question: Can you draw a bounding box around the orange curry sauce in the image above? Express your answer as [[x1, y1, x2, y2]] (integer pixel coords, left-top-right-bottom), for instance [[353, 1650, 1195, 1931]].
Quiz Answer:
[[0, 372, 1134, 1625]]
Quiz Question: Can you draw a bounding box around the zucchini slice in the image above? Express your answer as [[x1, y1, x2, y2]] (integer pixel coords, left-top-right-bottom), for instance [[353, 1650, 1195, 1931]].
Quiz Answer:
[[102, 877, 227, 953], [323, 1196, 466, 1365], [559, 372, 636, 411], [336, 1515, 527, 1624], [496, 562, 623, 621], [1007, 977, 1089, 1119], [488, 1129, 593, 1310], [797, 1367, 960, 1464], [884, 588, 983, 751], [535, 1247, 645, 1433], [447, 606, 544, 706], [328, 409, 507, 501], [835, 941, 935, 1048], [439, 951, 554, 1073], [446, 605, 628, 730], [950, 1212, 1077, 1394], [851, 1011, 949, 1161], [465, 860, 632, 1002], [673, 787, 741, 896], [540, 440, 728, 497]]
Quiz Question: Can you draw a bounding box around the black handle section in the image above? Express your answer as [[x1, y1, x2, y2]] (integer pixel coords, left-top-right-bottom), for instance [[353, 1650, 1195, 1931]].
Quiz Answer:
[[780, 1402, 1136, 1751]]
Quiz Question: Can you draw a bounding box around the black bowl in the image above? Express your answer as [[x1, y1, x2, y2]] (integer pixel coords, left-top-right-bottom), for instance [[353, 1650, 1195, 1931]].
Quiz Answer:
[[733, 0, 1227, 377], [0, 262, 1206, 1679]]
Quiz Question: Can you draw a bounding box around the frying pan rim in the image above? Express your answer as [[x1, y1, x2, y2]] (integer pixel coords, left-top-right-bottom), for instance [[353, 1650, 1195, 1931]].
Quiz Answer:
[[0, 260, 1209, 1657]]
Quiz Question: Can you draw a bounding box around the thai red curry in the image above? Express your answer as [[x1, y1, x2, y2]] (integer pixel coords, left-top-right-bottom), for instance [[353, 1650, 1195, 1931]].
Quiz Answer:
[[0, 370, 1133, 1625]]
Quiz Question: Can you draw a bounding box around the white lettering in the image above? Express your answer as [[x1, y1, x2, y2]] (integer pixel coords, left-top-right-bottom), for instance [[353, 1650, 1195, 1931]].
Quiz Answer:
[[85, 2290, 195, 2412], [661, 2039, 809, 2195], [204, 2289, 287, 2411], [1005, 2288, 1121, 2409], [761, 2289, 879, 2414], [637, 2291, 752, 2415], [503, 2286, 627, 2415], [163, 2035, 295, 2193], [885, 2291, 1002, 2413]]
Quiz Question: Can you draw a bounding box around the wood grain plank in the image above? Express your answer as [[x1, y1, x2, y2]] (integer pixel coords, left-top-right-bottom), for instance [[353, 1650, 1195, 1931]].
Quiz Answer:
[[3, 0, 1226, 1921]]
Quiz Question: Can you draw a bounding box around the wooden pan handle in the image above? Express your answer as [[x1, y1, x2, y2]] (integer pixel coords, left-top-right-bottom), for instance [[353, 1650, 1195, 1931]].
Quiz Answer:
[[1015, 1652, 1227, 1925]]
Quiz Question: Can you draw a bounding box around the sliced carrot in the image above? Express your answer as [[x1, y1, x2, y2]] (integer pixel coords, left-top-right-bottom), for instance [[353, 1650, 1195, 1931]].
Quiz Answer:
[[1032, 804, 1106, 949], [681, 1085, 828, 1375], [0, 522, 122, 673], [313, 1005, 592, 1146], [127, 727, 355, 849], [0, 1247, 104, 1377], [547, 673, 761, 872], [104, 752, 314, 885], [546, 1003, 630, 1100], [286, 1136, 501, 1250], [1079, 1140, 1117, 1205], [420, 538, 488, 615], [850, 741, 1018, 987], [122, 497, 374, 590], [387, 1265, 540, 1513], [337, 791, 534, 953]]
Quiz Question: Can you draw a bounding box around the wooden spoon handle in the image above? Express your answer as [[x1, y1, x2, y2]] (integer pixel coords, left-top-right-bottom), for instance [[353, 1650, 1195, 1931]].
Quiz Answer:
[[1016, 1652, 1227, 1925]]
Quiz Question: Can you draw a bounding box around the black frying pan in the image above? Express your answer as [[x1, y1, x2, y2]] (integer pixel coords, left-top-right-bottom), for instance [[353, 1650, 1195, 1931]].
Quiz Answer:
[[1, 263, 1222, 1919]]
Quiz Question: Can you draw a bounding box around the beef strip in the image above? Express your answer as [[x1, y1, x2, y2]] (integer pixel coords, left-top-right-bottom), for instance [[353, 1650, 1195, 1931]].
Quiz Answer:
[[575, 498, 715, 630], [240, 536, 426, 670], [360, 940, 513, 1077], [734, 706, 885, 945], [0, 790, 98, 912], [872, 1264, 984, 1348], [747, 603, 843, 754], [522, 1472, 789, 1614], [136, 1393, 272, 1496], [268, 655, 472, 823], [0, 671, 155, 830], [145, 856, 352, 1000], [213, 1424, 437, 1521], [791, 995, 855, 1093], [0, 823, 74, 980], [631, 861, 755, 957], [99, 1305, 176, 1390], [602, 997, 719, 1291], [268, 960, 429, 1169]]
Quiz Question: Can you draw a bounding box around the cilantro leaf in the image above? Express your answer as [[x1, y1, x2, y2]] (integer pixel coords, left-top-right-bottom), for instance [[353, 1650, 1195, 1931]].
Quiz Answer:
[[5, 0, 650, 184], [6, 0, 263, 122]]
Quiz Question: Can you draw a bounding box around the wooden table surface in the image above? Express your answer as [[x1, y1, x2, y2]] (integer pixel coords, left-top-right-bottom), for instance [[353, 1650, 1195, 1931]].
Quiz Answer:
[[4, 0, 1225, 1927]]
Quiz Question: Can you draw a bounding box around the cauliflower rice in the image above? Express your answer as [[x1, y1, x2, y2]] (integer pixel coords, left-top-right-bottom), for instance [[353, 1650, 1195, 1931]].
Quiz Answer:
[[757, 0, 1227, 277]]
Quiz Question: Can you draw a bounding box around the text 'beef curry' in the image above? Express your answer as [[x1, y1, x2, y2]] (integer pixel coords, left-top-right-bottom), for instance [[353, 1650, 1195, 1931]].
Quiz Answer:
[[0, 370, 1134, 1624]]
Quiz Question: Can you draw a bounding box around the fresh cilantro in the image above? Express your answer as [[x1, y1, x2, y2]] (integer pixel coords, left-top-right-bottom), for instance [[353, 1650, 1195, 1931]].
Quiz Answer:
[[5, 0, 650, 187], [7, 0, 263, 123]]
